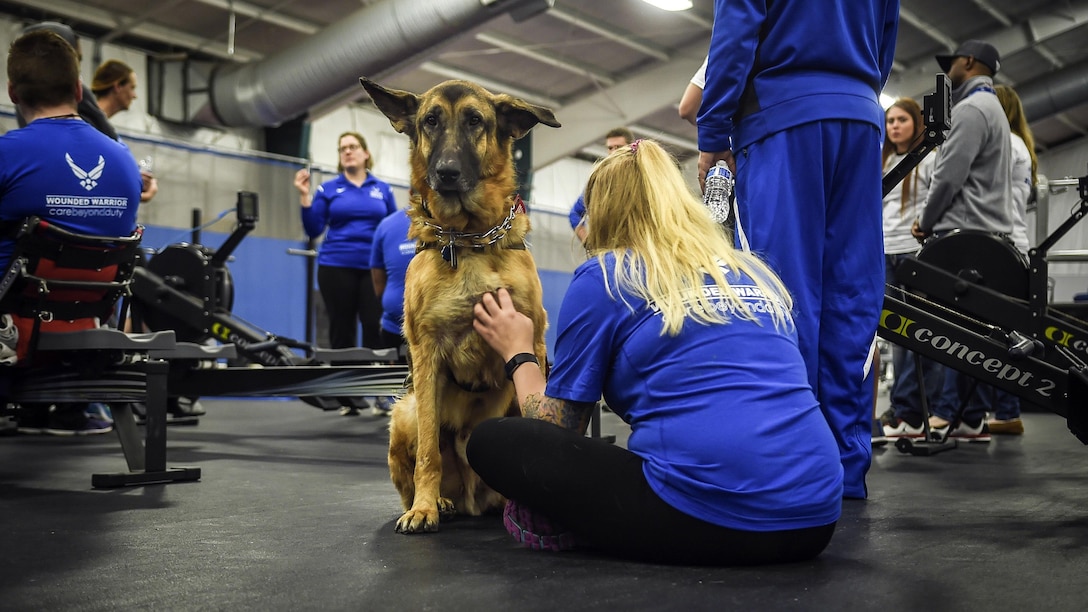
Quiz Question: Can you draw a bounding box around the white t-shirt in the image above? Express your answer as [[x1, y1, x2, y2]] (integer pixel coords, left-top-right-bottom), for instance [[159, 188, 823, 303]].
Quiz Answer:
[[691, 56, 707, 89], [882, 150, 935, 255], [1009, 133, 1032, 255]]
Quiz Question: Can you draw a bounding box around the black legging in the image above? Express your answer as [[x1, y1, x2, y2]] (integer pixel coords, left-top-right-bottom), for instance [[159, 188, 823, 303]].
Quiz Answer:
[[466, 417, 837, 566], [317, 265, 382, 349]]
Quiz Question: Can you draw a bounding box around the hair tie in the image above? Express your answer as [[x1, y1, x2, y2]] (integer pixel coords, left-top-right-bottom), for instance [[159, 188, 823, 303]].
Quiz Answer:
[[629, 139, 643, 154]]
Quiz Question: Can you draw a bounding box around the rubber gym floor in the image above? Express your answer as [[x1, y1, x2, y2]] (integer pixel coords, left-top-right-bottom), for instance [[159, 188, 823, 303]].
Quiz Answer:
[[2, 397, 1087, 611]]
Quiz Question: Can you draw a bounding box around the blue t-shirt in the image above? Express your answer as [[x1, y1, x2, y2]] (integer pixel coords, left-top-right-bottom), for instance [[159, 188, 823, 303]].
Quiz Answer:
[[546, 254, 843, 531], [301, 173, 397, 269], [0, 119, 142, 269], [368, 209, 415, 336]]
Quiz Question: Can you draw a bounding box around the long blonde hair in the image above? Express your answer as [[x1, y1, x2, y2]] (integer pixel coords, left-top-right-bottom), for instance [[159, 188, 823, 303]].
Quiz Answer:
[[995, 85, 1038, 187], [582, 139, 793, 336]]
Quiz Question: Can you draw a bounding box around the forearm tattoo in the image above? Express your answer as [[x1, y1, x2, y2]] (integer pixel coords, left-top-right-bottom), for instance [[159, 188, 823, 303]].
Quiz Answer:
[[521, 393, 594, 433]]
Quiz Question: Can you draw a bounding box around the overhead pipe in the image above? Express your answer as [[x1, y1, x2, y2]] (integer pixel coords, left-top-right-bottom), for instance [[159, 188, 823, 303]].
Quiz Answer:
[[1018, 60, 1088, 124], [206, 0, 552, 127]]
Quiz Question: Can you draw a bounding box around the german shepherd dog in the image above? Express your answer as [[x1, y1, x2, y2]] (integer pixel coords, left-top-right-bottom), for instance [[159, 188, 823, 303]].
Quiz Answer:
[[359, 78, 560, 534]]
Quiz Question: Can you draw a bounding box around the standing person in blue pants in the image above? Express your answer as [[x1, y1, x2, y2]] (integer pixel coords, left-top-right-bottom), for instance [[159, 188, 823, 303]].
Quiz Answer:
[[697, 0, 899, 499]]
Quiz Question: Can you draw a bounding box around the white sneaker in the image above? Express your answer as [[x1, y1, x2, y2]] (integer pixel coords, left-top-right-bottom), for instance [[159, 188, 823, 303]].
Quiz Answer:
[[0, 314, 19, 366], [883, 419, 924, 439], [933, 419, 992, 443]]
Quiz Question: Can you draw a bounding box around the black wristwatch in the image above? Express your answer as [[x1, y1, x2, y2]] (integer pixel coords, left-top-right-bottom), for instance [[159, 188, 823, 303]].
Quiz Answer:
[[504, 352, 539, 380]]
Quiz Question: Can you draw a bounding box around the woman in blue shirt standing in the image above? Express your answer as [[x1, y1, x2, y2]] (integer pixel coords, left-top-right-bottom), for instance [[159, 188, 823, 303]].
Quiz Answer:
[[295, 133, 397, 410], [469, 139, 842, 565]]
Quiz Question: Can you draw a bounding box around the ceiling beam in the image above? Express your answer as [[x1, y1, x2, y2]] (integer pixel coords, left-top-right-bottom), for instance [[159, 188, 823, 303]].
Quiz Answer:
[[98, 0, 187, 45], [673, 8, 713, 30], [885, 0, 1088, 99], [971, 0, 1012, 27], [475, 31, 616, 86], [531, 38, 709, 169], [629, 123, 697, 151], [190, 0, 321, 34], [548, 5, 670, 61], [898, 7, 960, 53], [419, 62, 562, 109], [3, 0, 264, 61]]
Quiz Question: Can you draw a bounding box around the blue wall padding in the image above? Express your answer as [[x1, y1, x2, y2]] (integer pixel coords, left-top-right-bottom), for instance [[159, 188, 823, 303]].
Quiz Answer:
[[538, 269, 573, 360]]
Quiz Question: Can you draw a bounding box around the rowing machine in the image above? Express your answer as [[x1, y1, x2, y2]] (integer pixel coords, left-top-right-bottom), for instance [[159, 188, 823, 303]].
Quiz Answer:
[[879, 75, 1088, 452], [130, 192, 404, 410], [883, 179, 1088, 451]]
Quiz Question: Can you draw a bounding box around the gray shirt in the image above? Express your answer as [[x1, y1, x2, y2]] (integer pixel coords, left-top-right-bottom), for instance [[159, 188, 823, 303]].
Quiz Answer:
[[919, 75, 1012, 235]]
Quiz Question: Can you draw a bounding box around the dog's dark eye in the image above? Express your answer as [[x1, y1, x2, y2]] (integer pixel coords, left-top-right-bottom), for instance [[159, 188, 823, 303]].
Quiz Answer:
[[424, 114, 438, 127], [468, 115, 482, 127]]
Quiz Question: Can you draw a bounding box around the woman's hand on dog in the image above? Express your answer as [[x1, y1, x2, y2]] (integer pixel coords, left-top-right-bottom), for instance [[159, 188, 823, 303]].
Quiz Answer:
[[473, 287, 534, 361]]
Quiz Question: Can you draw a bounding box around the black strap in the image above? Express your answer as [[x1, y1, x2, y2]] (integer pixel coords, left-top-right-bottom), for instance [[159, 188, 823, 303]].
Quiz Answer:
[[505, 352, 539, 380]]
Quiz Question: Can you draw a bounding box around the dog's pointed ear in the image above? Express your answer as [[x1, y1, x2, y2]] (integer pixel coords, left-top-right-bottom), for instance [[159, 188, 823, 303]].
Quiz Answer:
[[494, 95, 561, 141], [360, 77, 419, 138]]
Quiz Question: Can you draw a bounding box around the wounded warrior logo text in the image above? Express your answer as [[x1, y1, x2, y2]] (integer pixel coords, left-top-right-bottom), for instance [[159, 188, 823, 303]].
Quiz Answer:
[[65, 152, 105, 190], [648, 283, 783, 317], [48, 152, 128, 218]]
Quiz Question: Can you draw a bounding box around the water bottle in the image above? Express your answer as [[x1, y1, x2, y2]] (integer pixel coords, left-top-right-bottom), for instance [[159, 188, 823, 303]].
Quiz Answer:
[[703, 161, 734, 227]]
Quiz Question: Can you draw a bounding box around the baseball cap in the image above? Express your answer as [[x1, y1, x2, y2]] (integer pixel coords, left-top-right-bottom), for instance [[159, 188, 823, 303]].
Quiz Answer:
[[21, 21, 78, 49], [935, 40, 1000, 75]]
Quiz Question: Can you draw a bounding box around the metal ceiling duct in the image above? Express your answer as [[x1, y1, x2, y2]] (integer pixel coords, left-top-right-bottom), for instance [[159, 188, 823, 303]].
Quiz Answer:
[[1019, 60, 1088, 125], [207, 0, 552, 127]]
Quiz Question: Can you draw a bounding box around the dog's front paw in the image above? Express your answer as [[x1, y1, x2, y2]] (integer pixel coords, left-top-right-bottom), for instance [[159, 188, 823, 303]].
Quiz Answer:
[[395, 507, 440, 534]]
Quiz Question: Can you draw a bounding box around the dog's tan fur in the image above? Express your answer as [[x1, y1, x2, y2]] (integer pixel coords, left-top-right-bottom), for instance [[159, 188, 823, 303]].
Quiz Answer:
[[360, 78, 560, 533]]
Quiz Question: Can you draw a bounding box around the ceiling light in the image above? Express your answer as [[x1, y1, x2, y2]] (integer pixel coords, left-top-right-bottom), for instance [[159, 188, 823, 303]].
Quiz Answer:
[[640, 0, 693, 11]]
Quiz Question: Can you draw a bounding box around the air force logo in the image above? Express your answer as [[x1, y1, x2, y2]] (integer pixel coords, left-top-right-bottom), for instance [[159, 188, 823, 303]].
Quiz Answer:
[[65, 153, 105, 191]]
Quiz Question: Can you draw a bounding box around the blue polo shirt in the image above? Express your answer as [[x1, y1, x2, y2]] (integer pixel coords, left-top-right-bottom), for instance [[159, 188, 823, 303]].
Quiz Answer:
[[546, 253, 843, 531], [369, 209, 415, 336], [301, 173, 397, 269]]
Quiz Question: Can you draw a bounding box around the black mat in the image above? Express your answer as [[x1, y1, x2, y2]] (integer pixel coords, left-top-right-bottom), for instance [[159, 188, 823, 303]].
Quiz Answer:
[[2, 400, 1087, 610]]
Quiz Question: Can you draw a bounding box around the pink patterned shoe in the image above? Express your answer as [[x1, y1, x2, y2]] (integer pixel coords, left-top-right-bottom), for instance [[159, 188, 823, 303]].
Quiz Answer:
[[502, 500, 579, 552]]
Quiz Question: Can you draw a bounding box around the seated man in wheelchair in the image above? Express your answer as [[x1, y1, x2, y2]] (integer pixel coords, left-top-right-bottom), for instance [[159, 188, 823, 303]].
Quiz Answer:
[[0, 30, 143, 434]]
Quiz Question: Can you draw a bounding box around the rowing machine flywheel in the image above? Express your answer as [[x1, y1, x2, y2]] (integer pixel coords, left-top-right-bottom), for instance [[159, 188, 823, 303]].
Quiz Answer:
[[915, 229, 1029, 300], [139, 244, 235, 342]]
